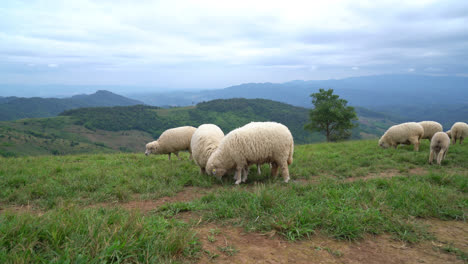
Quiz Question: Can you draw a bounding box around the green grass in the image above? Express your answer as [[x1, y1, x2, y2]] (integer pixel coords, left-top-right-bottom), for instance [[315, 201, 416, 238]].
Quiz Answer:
[[0, 207, 199, 263], [0, 152, 213, 209], [184, 173, 466, 242], [0, 139, 467, 262]]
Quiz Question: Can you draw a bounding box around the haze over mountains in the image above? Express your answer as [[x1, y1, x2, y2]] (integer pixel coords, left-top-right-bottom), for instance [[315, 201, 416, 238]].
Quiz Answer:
[[128, 74, 468, 108]]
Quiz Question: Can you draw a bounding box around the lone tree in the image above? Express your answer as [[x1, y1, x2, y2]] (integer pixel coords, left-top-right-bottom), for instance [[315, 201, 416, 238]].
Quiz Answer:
[[305, 88, 358, 142]]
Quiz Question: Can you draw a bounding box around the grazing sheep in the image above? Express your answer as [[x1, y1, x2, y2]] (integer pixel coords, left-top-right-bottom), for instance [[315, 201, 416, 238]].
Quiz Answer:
[[429, 132, 450, 165], [145, 126, 197, 160], [206, 122, 294, 184], [190, 124, 224, 174], [450, 122, 468, 145], [378, 122, 424, 151], [418, 121, 443, 140]]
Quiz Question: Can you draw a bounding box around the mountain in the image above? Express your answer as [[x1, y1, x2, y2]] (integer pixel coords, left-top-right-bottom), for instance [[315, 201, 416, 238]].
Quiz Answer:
[[130, 75, 468, 108], [0, 90, 143, 121], [0, 98, 397, 157]]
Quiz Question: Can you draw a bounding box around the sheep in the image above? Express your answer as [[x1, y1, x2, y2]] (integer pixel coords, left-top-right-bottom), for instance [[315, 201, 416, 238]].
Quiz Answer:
[[378, 122, 424, 151], [145, 126, 197, 160], [450, 122, 468, 145], [429, 132, 450, 165], [190, 124, 224, 174], [206, 121, 294, 184], [446, 130, 451, 139], [418, 121, 443, 140]]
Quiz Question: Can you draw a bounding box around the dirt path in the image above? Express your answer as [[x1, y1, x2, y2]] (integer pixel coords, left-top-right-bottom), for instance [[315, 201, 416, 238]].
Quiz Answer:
[[193, 220, 467, 264]]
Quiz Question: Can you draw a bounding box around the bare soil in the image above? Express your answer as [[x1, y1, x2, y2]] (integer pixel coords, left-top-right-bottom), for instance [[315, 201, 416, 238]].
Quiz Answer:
[[194, 220, 466, 264]]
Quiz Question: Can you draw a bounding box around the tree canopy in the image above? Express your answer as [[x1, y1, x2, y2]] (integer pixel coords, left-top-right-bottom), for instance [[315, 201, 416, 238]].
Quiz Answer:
[[305, 88, 358, 142]]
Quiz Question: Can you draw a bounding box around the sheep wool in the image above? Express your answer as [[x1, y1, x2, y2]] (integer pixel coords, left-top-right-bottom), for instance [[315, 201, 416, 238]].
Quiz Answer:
[[429, 132, 450, 165], [145, 126, 197, 160], [418, 121, 443, 140], [206, 121, 294, 184], [378, 122, 424, 151], [190, 124, 225, 174], [450, 122, 468, 145]]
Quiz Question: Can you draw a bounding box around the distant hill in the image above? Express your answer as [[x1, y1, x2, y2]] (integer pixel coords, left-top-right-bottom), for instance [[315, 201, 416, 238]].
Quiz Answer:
[[0, 90, 143, 121], [129, 75, 468, 108], [0, 98, 398, 157]]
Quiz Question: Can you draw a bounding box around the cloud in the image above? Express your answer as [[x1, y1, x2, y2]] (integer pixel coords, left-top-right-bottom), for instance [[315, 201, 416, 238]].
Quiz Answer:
[[0, 0, 467, 89]]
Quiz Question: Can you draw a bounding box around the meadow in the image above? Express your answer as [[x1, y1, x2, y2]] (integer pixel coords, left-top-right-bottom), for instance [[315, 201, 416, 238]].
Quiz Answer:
[[0, 139, 467, 263]]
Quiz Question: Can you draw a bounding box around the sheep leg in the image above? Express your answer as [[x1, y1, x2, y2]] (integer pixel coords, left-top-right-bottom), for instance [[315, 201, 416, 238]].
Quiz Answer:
[[257, 164, 261, 175], [242, 167, 248, 183], [280, 162, 290, 183], [168, 153, 171, 161], [410, 137, 420, 151], [437, 150, 444, 165], [443, 149, 447, 160], [189, 153, 193, 160], [452, 137, 456, 145], [234, 167, 243, 185], [429, 150, 434, 165], [200, 167, 206, 175], [175, 152, 180, 160], [460, 137, 464, 144], [271, 163, 279, 178]]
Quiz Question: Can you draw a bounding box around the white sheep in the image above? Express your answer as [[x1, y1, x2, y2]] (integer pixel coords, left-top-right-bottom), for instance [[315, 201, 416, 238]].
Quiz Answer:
[[206, 122, 294, 184], [418, 121, 443, 140], [145, 126, 197, 160], [450, 122, 468, 145], [378, 122, 424, 151], [446, 130, 451, 139], [429, 132, 450, 165], [190, 124, 225, 174]]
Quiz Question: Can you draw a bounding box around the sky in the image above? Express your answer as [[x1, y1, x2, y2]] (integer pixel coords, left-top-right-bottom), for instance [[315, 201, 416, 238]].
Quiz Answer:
[[1, 0, 467, 94]]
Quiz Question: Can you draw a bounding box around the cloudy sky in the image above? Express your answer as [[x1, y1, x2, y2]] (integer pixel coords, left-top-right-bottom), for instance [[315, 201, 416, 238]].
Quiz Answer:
[[1, 0, 467, 93]]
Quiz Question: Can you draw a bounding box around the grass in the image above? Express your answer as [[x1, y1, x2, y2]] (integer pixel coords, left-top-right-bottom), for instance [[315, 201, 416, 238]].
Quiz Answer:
[[0, 139, 467, 262], [186, 173, 466, 242], [0, 207, 199, 263], [0, 152, 213, 209]]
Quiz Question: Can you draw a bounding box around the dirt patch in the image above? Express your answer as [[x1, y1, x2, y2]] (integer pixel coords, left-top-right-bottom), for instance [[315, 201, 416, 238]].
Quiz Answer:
[[89, 186, 213, 213], [193, 219, 466, 264], [344, 168, 427, 183], [293, 168, 428, 185], [0, 203, 43, 215], [425, 219, 468, 253]]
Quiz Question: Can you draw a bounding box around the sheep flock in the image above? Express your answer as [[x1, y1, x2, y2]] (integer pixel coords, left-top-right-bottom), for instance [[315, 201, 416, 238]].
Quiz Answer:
[[145, 120, 466, 184]]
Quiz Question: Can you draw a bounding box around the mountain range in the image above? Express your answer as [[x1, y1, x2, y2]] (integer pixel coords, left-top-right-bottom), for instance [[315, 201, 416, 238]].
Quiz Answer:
[[0, 90, 142, 121]]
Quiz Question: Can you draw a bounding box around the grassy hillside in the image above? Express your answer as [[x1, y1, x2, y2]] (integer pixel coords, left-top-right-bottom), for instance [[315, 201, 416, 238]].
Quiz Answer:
[[0, 116, 153, 157], [0, 139, 466, 262]]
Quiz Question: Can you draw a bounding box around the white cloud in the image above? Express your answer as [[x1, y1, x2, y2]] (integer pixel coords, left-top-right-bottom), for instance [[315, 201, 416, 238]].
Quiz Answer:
[[0, 0, 467, 88]]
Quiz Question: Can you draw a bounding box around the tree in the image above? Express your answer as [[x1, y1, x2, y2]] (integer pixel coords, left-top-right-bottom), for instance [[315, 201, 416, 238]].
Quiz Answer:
[[305, 88, 358, 142]]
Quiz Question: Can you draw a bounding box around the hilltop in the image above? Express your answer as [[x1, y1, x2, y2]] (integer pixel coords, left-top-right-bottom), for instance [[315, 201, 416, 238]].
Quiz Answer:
[[0, 139, 466, 262]]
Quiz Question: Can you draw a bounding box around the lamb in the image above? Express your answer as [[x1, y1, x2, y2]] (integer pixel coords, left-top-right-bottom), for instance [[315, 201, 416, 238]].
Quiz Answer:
[[429, 132, 450, 165], [450, 122, 468, 145], [378, 122, 424, 151], [190, 124, 224, 174], [206, 121, 294, 184], [145, 126, 197, 160], [418, 121, 443, 140]]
